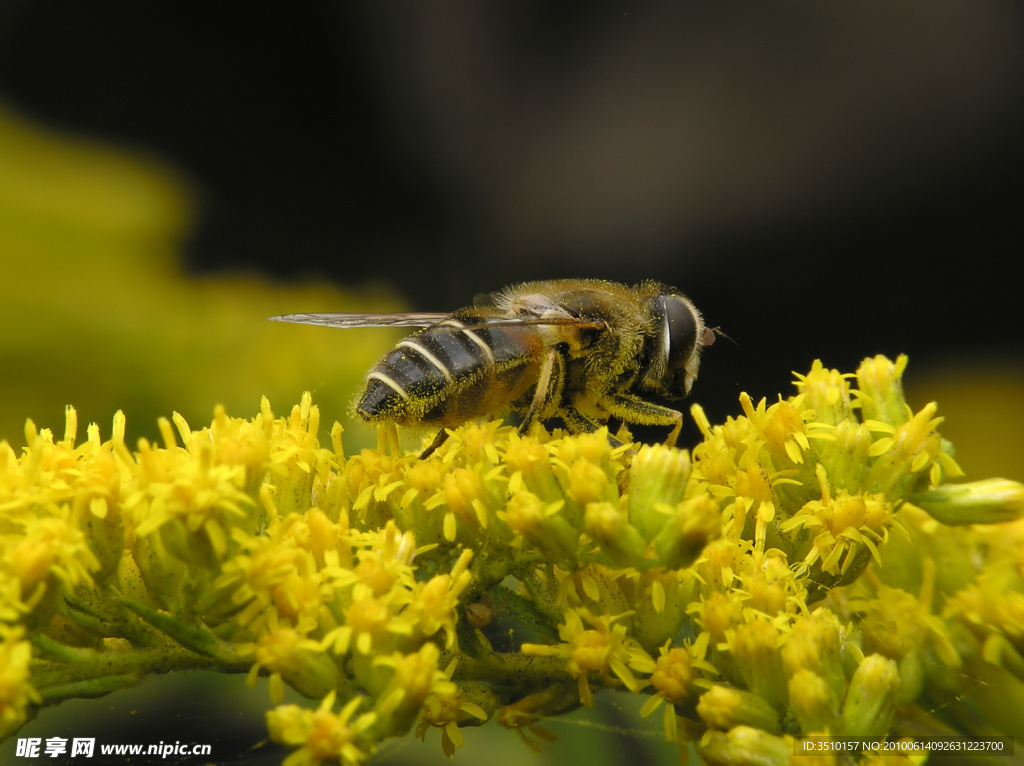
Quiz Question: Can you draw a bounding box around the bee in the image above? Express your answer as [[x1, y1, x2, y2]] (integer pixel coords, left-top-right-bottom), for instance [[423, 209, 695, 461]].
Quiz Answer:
[[271, 279, 714, 458]]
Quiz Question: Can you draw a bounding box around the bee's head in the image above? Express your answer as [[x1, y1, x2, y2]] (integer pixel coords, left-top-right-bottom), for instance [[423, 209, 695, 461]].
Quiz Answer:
[[638, 289, 714, 399]]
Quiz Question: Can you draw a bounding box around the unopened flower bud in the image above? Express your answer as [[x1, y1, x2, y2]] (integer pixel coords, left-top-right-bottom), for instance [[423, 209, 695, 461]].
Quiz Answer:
[[911, 478, 1024, 526]]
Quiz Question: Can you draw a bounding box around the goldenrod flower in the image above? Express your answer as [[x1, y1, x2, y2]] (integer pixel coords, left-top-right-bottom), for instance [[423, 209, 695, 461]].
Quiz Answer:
[[841, 654, 900, 737], [651, 494, 722, 570], [250, 618, 340, 703], [504, 433, 566, 502], [0, 627, 38, 739], [413, 658, 492, 757], [2, 355, 1022, 764], [373, 644, 450, 725], [639, 637, 716, 742], [582, 501, 646, 567], [521, 608, 655, 706], [628, 443, 693, 540], [781, 609, 846, 706], [350, 521, 418, 597], [698, 725, 793, 766], [266, 691, 377, 766], [216, 526, 326, 632], [696, 683, 783, 734], [726, 616, 790, 710], [792, 359, 856, 427], [781, 464, 893, 589], [322, 585, 412, 657], [910, 477, 1024, 526], [497, 490, 577, 560], [788, 668, 841, 734], [405, 548, 473, 649]]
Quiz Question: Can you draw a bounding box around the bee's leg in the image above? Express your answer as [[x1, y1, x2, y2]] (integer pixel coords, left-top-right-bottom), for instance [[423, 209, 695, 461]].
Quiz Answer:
[[598, 393, 683, 447], [517, 348, 564, 436], [561, 407, 628, 449], [419, 428, 450, 459], [561, 407, 600, 434]]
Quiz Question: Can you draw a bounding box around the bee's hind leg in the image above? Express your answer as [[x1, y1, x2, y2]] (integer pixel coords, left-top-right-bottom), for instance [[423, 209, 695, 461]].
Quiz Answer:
[[419, 428, 450, 459]]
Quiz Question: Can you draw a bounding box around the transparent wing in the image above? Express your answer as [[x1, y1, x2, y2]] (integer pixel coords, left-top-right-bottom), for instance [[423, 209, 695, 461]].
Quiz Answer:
[[269, 312, 451, 328], [269, 312, 606, 331]]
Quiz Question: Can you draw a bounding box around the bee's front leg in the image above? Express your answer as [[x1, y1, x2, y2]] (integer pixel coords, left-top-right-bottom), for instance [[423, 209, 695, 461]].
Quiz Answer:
[[517, 348, 565, 435]]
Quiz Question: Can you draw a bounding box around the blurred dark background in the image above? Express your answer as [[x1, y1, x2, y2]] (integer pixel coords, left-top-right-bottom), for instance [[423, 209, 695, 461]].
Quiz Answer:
[[1, 0, 1022, 436]]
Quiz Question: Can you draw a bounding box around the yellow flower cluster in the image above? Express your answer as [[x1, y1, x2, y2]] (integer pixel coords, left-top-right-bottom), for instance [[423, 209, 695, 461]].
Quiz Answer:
[[1, 355, 1022, 765]]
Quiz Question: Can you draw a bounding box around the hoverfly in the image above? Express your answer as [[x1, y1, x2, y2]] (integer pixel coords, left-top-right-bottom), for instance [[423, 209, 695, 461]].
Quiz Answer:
[[271, 279, 714, 458]]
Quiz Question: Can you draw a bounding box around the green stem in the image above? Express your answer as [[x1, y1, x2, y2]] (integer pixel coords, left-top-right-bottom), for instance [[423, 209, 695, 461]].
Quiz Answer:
[[61, 590, 159, 648], [518, 570, 564, 629], [30, 634, 250, 705], [116, 597, 252, 666], [38, 675, 142, 705], [446, 648, 570, 690]]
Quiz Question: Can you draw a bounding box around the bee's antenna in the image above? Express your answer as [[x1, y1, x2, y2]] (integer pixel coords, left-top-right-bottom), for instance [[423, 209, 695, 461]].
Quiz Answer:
[[707, 326, 736, 346]]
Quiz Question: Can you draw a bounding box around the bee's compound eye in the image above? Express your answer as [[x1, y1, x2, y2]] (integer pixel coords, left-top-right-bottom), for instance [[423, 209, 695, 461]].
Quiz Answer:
[[664, 296, 699, 370]]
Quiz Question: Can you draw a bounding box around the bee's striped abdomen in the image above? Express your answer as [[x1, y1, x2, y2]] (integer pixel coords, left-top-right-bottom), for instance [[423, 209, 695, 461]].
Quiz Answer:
[[356, 319, 543, 426]]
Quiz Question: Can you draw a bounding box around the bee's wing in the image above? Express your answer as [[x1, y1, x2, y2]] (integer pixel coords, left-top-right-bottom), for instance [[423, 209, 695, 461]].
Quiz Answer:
[[458, 317, 606, 330], [270, 312, 606, 331], [269, 312, 452, 328]]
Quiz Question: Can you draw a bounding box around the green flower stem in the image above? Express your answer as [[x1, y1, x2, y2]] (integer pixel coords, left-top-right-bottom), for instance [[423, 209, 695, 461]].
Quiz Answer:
[[38, 676, 141, 705], [116, 597, 254, 666], [30, 634, 246, 705], [447, 648, 572, 690], [60, 590, 160, 648], [518, 567, 565, 628]]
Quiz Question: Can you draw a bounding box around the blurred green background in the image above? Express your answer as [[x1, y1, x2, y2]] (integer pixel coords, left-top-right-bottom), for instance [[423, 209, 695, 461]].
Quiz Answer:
[[1, 2, 1023, 764], [0, 105, 403, 452]]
